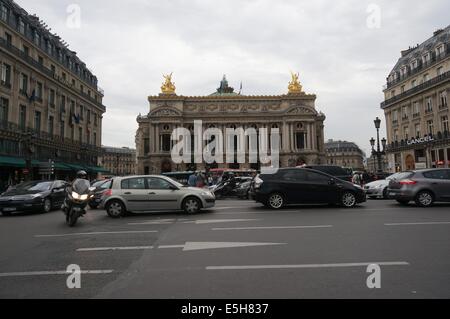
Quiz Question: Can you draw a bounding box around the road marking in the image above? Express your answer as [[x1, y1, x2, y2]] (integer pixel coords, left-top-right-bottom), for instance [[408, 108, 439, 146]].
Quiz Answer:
[[385, 222, 450, 226], [0, 270, 113, 277], [76, 242, 285, 252], [175, 242, 285, 251], [77, 246, 154, 252], [35, 230, 158, 238], [183, 219, 260, 225], [206, 261, 410, 270], [212, 225, 332, 231]]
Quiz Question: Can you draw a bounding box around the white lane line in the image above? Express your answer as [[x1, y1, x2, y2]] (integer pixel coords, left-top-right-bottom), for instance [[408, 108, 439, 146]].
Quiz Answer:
[[212, 225, 333, 231], [0, 270, 113, 277], [385, 222, 450, 226], [183, 219, 260, 225], [35, 230, 158, 238], [77, 246, 154, 252], [206, 261, 410, 270], [128, 221, 173, 225]]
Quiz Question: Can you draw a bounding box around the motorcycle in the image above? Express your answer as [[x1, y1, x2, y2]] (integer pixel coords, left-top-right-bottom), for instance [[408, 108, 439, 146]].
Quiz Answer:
[[210, 179, 238, 199], [62, 179, 95, 227]]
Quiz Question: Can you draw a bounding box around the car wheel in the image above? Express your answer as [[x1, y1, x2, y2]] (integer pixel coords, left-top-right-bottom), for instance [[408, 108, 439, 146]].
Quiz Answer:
[[396, 199, 409, 205], [106, 200, 125, 218], [267, 193, 284, 209], [42, 198, 52, 213], [341, 192, 357, 208], [415, 191, 434, 207], [183, 197, 201, 214], [382, 188, 388, 199]]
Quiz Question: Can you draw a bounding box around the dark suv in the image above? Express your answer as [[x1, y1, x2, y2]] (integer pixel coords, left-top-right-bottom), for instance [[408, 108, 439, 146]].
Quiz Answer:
[[303, 165, 353, 182], [387, 169, 450, 207], [251, 168, 366, 209]]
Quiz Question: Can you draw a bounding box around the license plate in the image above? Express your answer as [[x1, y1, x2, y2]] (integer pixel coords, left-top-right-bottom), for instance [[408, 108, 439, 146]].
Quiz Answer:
[[3, 207, 17, 212]]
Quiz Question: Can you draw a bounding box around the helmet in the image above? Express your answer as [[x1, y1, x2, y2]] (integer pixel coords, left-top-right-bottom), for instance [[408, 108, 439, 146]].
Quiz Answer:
[[76, 170, 87, 179]]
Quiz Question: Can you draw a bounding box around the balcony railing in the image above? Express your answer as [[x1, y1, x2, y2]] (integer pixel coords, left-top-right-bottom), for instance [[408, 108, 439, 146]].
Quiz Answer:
[[0, 120, 101, 152], [439, 104, 448, 110], [0, 37, 105, 110], [383, 48, 450, 90], [381, 71, 450, 108]]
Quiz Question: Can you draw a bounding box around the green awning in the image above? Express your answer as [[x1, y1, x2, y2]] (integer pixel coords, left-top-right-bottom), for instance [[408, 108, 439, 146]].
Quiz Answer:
[[64, 163, 86, 171], [87, 166, 110, 173], [0, 156, 26, 167], [54, 162, 71, 171]]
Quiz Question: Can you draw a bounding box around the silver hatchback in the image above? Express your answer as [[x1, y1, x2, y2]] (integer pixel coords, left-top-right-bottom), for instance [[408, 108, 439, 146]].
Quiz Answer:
[[100, 175, 215, 217]]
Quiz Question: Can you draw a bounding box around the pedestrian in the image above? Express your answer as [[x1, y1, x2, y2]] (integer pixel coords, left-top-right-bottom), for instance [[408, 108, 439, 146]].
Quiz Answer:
[[196, 172, 205, 188], [188, 172, 197, 187]]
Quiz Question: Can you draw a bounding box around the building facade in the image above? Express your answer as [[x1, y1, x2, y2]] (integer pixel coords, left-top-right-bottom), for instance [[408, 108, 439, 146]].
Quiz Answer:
[[136, 74, 326, 174], [99, 146, 136, 176], [381, 26, 450, 172], [325, 139, 365, 171], [0, 0, 106, 186]]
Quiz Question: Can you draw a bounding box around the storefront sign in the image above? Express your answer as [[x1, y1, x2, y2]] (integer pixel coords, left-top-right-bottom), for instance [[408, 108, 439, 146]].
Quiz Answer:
[[415, 163, 427, 169], [407, 135, 434, 146]]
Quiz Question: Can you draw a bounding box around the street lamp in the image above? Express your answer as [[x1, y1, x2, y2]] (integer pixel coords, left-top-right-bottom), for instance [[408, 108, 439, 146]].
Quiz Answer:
[[370, 117, 387, 174]]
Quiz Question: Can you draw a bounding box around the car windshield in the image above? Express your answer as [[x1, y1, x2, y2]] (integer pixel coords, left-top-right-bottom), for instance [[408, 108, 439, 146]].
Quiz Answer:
[[15, 181, 53, 192]]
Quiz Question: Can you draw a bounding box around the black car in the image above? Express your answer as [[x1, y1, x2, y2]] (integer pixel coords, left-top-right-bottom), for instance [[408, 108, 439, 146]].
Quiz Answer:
[[303, 165, 353, 182], [89, 179, 112, 209], [0, 180, 67, 215], [251, 168, 366, 209]]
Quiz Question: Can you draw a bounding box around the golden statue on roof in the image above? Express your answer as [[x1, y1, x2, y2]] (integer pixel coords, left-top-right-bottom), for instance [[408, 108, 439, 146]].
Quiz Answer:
[[288, 71, 303, 94], [161, 72, 176, 94]]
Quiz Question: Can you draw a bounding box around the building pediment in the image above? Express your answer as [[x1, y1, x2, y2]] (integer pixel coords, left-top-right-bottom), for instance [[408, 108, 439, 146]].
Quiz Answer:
[[286, 105, 318, 115], [149, 107, 182, 117]]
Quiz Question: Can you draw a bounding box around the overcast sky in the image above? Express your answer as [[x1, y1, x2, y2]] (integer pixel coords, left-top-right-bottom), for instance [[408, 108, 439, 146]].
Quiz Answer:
[[15, 0, 450, 156]]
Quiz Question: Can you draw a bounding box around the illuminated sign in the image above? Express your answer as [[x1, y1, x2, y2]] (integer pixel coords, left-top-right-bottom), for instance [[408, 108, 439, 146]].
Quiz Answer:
[[407, 135, 434, 146]]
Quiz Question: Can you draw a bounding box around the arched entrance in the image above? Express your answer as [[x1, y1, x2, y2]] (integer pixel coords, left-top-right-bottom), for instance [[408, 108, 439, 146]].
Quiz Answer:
[[405, 154, 415, 170]]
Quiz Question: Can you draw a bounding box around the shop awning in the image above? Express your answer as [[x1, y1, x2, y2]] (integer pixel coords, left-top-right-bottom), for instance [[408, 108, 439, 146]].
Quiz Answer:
[[86, 166, 110, 173], [64, 163, 86, 171], [0, 156, 26, 167]]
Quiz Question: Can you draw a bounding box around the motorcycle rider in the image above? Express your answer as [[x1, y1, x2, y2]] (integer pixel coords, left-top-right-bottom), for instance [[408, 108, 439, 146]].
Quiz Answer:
[[62, 170, 89, 213]]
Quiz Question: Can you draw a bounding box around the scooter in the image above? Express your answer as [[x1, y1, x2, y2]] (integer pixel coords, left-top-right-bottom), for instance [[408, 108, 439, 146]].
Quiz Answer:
[[211, 180, 238, 199], [62, 179, 95, 227]]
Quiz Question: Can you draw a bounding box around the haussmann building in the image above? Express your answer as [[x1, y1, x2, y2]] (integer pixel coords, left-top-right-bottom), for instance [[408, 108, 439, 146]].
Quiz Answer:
[[381, 26, 449, 172], [136, 74, 326, 174]]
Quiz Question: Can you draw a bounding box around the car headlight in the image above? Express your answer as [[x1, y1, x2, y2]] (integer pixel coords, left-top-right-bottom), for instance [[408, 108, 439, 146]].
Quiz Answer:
[[200, 191, 213, 196], [72, 191, 80, 199], [80, 194, 89, 200]]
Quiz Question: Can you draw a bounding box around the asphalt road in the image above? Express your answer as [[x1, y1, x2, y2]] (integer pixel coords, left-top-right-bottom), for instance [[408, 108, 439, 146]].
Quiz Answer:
[[0, 198, 449, 299]]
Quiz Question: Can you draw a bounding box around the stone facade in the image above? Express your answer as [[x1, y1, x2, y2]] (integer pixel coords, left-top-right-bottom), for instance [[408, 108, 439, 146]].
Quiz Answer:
[[381, 26, 450, 172], [325, 139, 365, 171], [100, 146, 136, 176], [0, 0, 106, 182], [136, 76, 326, 174]]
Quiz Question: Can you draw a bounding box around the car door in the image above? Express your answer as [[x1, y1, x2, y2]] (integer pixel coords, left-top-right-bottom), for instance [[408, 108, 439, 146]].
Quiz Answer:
[[120, 177, 148, 211], [51, 181, 66, 207], [280, 169, 309, 204], [304, 170, 339, 203], [145, 177, 180, 211], [422, 169, 450, 201]]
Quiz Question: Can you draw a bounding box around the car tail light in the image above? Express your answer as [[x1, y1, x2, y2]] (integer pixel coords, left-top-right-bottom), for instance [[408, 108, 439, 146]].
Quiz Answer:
[[399, 179, 417, 185], [104, 189, 112, 196]]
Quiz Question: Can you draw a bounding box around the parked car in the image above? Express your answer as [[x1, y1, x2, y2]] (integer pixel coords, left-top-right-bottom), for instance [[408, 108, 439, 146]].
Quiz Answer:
[[0, 180, 67, 215], [100, 175, 216, 217], [251, 168, 366, 209], [302, 165, 353, 182], [364, 173, 400, 199], [89, 179, 112, 209], [387, 169, 450, 207]]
